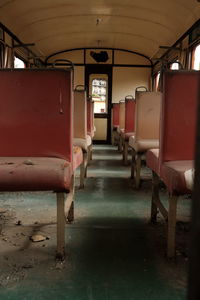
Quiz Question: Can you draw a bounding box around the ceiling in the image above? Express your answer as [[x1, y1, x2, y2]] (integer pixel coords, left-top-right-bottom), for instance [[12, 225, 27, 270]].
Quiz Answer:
[[0, 0, 199, 60]]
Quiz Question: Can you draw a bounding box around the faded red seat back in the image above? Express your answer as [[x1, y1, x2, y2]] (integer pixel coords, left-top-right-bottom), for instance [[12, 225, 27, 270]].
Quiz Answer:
[[112, 103, 120, 127], [91, 101, 95, 134], [125, 96, 135, 133], [0, 69, 73, 162], [87, 98, 92, 135], [160, 71, 199, 165], [87, 97, 94, 137], [135, 91, 161, 140], [119, 100, 125, 130], [74, 86, 87, 139]]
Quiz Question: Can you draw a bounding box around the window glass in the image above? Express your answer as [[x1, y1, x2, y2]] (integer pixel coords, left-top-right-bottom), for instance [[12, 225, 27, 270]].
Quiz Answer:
[[154, 72, 160, 91], [14, 56, 26, 68], [92, 78, 108, 113], [192, 44, 200, 70], [170, 62, 180, 70]]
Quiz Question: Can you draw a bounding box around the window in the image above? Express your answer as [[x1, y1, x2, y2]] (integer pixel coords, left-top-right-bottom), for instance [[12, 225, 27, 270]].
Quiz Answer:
[[192, 44, 200, 70], [91, 77, 108, 113], [14, 56, 26, 68], [154, 72, 160, 91], [170, 62, 180, 70]]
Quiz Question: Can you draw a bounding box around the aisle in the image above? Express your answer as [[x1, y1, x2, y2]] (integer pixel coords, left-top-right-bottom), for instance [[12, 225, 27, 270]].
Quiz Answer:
[[0, 145, 187, 300]]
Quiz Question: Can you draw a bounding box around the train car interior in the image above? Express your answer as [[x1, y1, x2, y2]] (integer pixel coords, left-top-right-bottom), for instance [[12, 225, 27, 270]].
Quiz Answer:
[[0, 1, 200, 299]]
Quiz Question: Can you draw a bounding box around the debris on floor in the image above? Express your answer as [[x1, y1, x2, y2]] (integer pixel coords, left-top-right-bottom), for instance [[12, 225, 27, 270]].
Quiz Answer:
[[30, 234, 49, 242]]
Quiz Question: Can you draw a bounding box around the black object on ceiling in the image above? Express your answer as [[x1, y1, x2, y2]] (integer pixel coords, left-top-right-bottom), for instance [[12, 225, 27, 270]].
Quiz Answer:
[[90, 51, 109, 63]]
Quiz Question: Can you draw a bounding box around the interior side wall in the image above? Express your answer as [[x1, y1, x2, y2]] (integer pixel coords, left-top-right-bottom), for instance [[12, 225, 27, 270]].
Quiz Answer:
[[112, 67, 151, 102], [74, 66, 85, 87]]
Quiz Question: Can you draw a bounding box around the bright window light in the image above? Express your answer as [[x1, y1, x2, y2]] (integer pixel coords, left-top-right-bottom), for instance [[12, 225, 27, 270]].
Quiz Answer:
[[193, 44, 200, 70], [14, 56, 25, 68], [170, 62, 179, 70]]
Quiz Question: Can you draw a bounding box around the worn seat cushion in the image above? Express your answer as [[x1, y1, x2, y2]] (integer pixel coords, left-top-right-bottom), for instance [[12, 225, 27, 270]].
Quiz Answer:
[[87, 130, 95, 138], [161, 160, 194, 194], [73, 146, 83, 171], [117, 126, 121, 134], [73, 135, 92, 151], [119, 128, 124, 135], [0, 157, 72, 191], [146, 149, 160, 175], [121, 132, 135, 141], [113, 125, 119, 131], [184, 168, 194, 191], [129, 136, 159, 152]]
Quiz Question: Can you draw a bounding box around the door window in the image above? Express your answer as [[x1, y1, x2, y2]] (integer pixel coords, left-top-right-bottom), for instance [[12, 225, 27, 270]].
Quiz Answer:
[[90, 75, 108, 113]]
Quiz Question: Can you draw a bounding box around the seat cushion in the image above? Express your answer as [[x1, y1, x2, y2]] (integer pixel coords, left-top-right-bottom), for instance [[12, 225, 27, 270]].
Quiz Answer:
[[86, 134, 92, 147], [113, 125, 119, 131], [0, 157, 72, 191], [117, 127, 123, 134], [161, 160, 194, 194], [73, 146, 83, 171], [146, 149, 160, 175], [184, 168, 194, 191], [87, 130, 95, 138], [73, 135, 92, 151], [119, 128, 124, 135], [129, 137, 159, 152], [121, 132, 135, 142]]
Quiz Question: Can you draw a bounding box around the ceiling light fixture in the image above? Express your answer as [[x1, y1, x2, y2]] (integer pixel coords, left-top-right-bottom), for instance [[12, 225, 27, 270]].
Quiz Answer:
[[90, 51, 109, 63], [96, 18, 102, 26]]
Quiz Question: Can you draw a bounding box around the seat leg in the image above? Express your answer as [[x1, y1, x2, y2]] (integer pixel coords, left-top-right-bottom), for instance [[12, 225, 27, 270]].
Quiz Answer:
[[123, 141, 129, 165], [112, 130, 115, 145], [89, 144, 93, 161], [56, 192, 67, 260], [122, 139, 125, 161], [135, 153, 142, 189], [116, 133, 120, 151], [151, 171, 159, 223], [80, 151, 87, 188], [56, 176, 75, 260], [131, 148, 136, 179], [119, 135, 123, 152], [87, 148, 90, 164], [87, 144, 92, 163], [167, 194, 178, 258], [67, 201, 74, 223], [67, 175, 75, 222], [84, 152, 88, 178]]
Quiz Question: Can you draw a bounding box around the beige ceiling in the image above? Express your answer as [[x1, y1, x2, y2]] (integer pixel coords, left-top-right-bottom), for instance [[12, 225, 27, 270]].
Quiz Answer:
[[0, 0, 199, 60]]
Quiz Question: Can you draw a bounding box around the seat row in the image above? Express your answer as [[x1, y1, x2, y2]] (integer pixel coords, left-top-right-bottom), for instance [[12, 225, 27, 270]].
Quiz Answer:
[[0, 68, 94, 259], [112, 70, 200, 258]]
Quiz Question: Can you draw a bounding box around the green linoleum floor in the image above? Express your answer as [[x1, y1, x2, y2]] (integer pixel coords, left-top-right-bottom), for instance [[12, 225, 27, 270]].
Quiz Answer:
[[0, 145, 189, 300]]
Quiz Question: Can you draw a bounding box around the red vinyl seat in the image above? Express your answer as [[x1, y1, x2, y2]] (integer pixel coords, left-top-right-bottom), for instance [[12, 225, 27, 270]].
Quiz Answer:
[[159, 71, 198, 195], [161, 160, 193, 195], [87, 98, 95, 138], [129, 91, 161, 187], [120, 96, 136, 164], [0, 68, 75, 260], [112, 103, 120, 129], [121, 132, 135, 141], [0, 157, 72, 191], [73, 146, 83, 172], [146, 70, 199, 258], [146, 148, 160, 175]]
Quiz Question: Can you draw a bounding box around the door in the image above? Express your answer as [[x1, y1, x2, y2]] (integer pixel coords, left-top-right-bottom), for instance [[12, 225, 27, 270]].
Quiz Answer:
[[85, 64, 112, 144]]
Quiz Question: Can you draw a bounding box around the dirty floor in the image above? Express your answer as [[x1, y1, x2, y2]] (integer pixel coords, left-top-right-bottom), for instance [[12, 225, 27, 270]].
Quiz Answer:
[[0, 145, 190, 299]]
